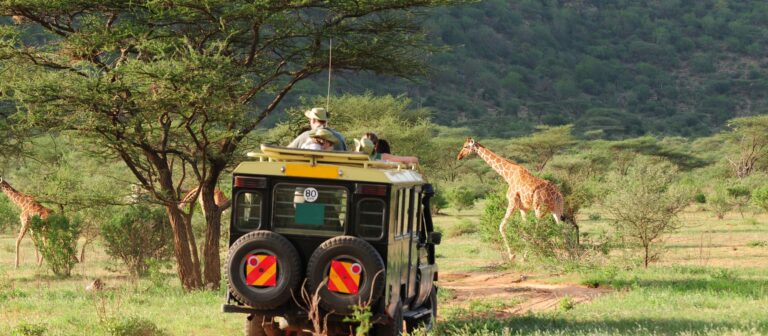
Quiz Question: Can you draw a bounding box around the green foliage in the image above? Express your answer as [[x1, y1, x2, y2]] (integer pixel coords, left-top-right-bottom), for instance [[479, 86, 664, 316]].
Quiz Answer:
[[558, 295, 574, 311], [751, 185, 768, 212], [12, 322, 47, 336], [105, 316, 167, 336], [709, 185, 733, 220], [505, 124, 576, 171], [479, 187, 570, 261], [604, 157, 690, 268], [342, 304, 374, 336], [447, 219, 478, 238], [0, 195, 19, 233], [101, 205, 173, 277], [694, 192, 707, 204], [29, 214, 81, 277], [430, 187, 449, 215], [448, 187, 476, 214]]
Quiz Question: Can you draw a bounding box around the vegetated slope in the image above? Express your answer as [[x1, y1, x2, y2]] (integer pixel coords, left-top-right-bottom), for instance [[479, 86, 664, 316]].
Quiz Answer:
[[320, 0, 768, 138]]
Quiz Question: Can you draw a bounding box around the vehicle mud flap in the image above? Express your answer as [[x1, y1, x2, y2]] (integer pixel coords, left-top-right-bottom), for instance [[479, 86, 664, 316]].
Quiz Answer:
[[406, 286, 437, 333], [227, 231, 302, 310], [306, 236, 385, 315]]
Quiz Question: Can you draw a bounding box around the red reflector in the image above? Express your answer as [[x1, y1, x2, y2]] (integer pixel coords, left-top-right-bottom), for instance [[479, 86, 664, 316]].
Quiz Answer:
[[235, 176, 266, 189], [356, 184, 387, 196]]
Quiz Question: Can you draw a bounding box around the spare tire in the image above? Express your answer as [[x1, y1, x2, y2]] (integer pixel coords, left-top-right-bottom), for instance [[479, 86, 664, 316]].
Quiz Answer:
[[306, 236, 385, 315], [227, 231, 302, 309]]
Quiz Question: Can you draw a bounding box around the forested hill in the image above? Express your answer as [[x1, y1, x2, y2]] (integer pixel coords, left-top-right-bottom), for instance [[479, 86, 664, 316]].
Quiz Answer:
[[318, 0, 768, 139]]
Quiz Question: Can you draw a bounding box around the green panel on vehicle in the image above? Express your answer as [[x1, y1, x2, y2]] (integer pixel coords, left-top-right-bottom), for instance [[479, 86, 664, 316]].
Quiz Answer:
[[295, 203, 325, 225]]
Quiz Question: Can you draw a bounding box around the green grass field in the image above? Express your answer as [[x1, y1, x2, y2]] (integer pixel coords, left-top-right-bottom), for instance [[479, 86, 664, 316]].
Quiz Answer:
[[1, 205, 767, 335]]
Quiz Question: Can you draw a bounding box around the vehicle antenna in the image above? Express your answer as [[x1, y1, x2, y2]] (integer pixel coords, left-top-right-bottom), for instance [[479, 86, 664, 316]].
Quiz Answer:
[[326, 38, 332, 111]]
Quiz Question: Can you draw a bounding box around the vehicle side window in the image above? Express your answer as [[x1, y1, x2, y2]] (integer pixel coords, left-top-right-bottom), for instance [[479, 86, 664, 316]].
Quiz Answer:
[[235, 192, 262, 230], [357, 199, 385, 239], [399, 189, 409, 236]]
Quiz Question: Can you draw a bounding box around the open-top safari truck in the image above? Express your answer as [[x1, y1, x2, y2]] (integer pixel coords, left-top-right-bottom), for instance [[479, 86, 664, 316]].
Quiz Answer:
[[222, 145, 441, 336]]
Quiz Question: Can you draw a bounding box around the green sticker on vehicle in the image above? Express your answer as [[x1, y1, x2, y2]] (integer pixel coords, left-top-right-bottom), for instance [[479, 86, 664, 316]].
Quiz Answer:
[[295, 203, 325, 225]]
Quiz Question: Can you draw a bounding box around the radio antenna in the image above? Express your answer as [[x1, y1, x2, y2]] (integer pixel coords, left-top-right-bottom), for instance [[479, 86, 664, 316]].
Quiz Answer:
[[326, 38, 333, 111]]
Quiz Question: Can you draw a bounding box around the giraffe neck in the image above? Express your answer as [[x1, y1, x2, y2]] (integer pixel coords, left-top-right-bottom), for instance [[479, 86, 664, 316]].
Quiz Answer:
[[473, 145, 523, 182], [0, 180, 29, 208]]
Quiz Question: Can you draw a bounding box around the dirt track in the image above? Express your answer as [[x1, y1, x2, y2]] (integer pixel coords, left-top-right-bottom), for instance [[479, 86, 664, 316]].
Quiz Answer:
[[440, 271, 610, 318]]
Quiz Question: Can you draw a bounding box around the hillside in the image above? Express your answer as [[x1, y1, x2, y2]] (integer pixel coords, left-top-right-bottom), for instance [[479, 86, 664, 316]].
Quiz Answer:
[[311, 0, 768, 138]]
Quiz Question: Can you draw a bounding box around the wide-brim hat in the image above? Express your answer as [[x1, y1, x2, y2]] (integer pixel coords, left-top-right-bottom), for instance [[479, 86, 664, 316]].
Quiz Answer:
[[308, 128, 339, 145], [354, 138, 375, 155], [304, 107, 329, 121]]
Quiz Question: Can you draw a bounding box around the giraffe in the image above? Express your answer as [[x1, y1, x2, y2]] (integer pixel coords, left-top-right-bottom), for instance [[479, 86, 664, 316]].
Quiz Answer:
[[178, 186, 231, 215], [457, 138, 565, 261], [0, 176, 52, 268]]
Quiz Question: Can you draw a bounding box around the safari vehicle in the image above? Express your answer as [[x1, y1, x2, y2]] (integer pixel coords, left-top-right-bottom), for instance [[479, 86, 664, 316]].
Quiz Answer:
[[222, 145, 441, 336]]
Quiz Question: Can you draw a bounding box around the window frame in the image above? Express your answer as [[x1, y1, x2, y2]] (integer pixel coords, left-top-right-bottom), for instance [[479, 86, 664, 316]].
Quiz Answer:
[[355, 198, 387, 240], [233, 190, 264, 231]]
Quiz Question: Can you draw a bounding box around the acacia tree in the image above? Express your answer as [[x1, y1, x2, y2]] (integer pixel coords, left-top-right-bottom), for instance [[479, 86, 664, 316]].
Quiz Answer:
[[0, 0, 457, 290], [604, 157, 690, 268], [505, 125, 576, 172]]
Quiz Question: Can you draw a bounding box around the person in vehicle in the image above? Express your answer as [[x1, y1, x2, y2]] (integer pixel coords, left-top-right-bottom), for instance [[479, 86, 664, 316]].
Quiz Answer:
[[301, 128, 339, 151], [288, 107, 347, 150], [355, 133, 419, 164]]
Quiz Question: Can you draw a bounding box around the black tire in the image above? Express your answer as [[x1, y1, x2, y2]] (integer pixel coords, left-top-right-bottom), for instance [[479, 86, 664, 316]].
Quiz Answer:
[[306, 236, 385, 315], [227, 231, 302, 310], [407, 287, 437, 334]]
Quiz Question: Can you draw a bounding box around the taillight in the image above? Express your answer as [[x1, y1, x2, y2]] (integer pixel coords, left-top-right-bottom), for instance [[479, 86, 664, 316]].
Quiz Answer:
[[355, 184, 388, 196], [235, 176, 266, 189]]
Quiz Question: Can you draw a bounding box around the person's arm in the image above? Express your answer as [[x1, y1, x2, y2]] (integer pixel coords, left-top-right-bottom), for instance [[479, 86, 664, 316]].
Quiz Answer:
[[381, 153, 419, 164]]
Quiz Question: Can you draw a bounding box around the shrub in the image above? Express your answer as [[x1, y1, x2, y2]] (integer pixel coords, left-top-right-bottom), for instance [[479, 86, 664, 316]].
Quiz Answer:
[[430, 188, 449, 215], [604, 158, 689, 268], [448, 186, 476, 214], [447, 219, 478, 238], [12, 322, 47, 336], [752, 186, 768, 212], [101, 205, 173, 276], [694, 192, 707, 204], [709, 186, 732, 220], [29, 214, 82, 277], [106, 316, 167, 336]]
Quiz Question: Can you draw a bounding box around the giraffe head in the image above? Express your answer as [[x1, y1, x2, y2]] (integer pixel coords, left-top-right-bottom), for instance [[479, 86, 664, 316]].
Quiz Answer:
[[456, 137, 478, 160]]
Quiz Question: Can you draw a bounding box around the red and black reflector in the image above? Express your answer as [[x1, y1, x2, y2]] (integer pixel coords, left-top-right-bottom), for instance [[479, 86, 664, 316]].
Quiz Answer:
[[355, 183, 387, 196], [235, 176, 266, 189], [245, 254, 277, 287]]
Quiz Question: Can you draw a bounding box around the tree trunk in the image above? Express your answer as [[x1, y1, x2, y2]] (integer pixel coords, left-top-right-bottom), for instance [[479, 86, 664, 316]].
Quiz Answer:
[[202, 200, 222, 289], [200, 168, 226, 289], [166, 203, 203, 290]]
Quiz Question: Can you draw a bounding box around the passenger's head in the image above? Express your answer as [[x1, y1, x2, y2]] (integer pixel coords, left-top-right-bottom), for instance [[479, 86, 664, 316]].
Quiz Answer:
[[304, 107, 329, 130], [307, 128, 338, 151], [376, 139, 391, 154], [362, 132, 379, 145]]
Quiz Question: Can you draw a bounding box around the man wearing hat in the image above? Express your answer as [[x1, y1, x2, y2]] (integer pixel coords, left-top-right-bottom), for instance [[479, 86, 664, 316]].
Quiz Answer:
[[287, 107, 347, 151]]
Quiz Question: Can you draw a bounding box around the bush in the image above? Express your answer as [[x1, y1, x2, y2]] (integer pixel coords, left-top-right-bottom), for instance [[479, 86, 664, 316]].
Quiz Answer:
[[106, 316, 167, 336], [12, 322, 47, 336], [694, 192, 707, 204], [101, 205, 173, 276], [447, 219, 478, 238], [430, 188, 449, 215], [479, 187, 568, 261], [448, 187, 476, 214], [29, 214, 82, 277], [752, 186, 768, 212]]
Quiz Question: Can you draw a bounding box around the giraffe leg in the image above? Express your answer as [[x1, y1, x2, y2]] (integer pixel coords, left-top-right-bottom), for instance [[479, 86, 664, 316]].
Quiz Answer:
[[15, 218, 29, 269], [499, 205, 517, 262]]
